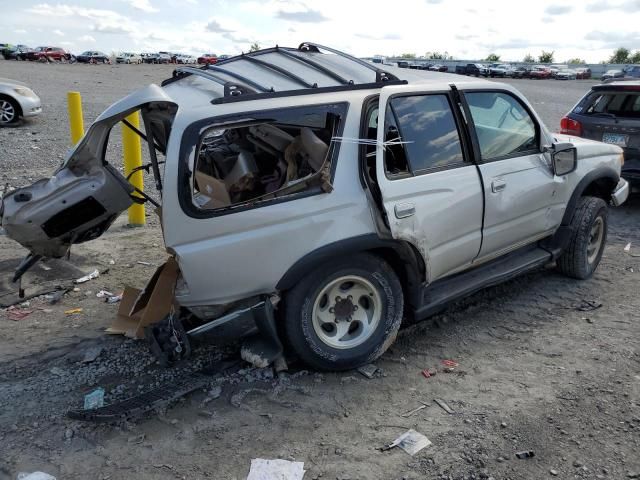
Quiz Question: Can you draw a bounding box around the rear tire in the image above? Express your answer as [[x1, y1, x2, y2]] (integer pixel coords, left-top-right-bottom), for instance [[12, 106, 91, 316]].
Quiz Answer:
[[557, 196, 608, 279], [283, 253, 403, 371]]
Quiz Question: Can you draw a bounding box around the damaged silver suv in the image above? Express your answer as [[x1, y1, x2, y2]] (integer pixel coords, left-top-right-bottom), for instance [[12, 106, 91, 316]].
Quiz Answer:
[[1, 43, 630, 371]]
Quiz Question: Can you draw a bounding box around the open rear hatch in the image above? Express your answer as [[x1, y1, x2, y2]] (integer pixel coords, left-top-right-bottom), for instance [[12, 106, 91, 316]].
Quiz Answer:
[[0, 84, 176, 280]]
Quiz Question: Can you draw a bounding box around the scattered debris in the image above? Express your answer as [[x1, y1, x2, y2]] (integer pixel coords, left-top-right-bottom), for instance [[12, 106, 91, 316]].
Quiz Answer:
[[127, 434, 146, 444], [6, 307, 34, 321], [75, 269, 99, 284], [434, 398, 455, 414], [401, 403, 428, 418], [84, 388, 105, 410], [357, 363, 379, 379], [550, 469, 558, 476], [64, 308, 83, 315], [624, 242, 631, 252], [575, 300, 602, 312], [421, 368, 437, 379], [441, 359, 459, 372], [246, 458, 305, 480], [273, 355, 288, 373], [47, 289, 68, 305], [81, 346, 103, 363], [106, 294, 123, 304], [137, 261, 153, 266], [96, 290, 114, 298], [381, 429, 432, 456], [515, 450, 535, 459], [16, 473, 57, 480]]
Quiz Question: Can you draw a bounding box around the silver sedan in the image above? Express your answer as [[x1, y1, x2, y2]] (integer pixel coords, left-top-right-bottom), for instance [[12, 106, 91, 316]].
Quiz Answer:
[[0, 78, 42, 125]]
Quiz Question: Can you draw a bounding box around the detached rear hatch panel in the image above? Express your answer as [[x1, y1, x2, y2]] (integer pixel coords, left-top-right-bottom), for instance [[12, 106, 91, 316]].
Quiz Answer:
[[1, 84, 176, 258]]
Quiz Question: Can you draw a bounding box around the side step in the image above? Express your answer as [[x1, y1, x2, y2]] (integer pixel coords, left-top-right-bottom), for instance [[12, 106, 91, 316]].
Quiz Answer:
[[415, 246, 552, 320]]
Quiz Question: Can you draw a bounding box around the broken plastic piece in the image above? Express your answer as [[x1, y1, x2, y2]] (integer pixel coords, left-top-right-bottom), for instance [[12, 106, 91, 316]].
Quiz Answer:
[[75, 269, 99, 284], [64, 308, 83, 315], [17, 473, 57, 480], [84, 388, 105, 410], [516, 450, 535, 459], [96, 290, 114, 298], [357, 363, 378, 379], [434, 398, 455, 414], [246, 459, 305, 480]]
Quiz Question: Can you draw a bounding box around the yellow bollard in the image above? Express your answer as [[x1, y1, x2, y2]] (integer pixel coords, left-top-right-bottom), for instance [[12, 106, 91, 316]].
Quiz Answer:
[[122, 111, 145, 226], [67, 91, 84, 145]]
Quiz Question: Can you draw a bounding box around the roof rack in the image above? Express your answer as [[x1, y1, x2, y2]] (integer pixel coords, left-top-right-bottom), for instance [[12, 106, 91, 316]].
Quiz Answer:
[[162, 42, 405, 103]]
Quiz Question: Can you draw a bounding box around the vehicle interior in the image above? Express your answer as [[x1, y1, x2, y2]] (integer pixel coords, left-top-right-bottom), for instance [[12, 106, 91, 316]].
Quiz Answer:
[[192, 111, 341, 210]]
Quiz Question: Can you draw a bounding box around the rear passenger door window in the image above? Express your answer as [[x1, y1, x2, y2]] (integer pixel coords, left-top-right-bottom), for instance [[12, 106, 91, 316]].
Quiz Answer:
[[465, 92, 538, 160], [385, 94, 465, 177]]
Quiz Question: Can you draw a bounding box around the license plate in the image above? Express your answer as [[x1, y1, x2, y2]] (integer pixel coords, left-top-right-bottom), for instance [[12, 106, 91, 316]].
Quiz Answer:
[[602, 133, 628, 146]]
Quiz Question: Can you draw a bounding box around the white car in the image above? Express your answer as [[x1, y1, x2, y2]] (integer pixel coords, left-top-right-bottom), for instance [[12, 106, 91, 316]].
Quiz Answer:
[[0, 78, 42, 125], [556, 69, 577, 80], [1, 43, 629, 371], [116, 52, 142, 64], [176, 54, 196, 64]]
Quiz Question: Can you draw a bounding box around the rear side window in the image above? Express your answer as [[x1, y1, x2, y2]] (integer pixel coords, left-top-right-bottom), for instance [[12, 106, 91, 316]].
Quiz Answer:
[[465, 91, 538, 160], [190, 103, 346, 212], [576, 91, 640, 119], [386, 94, 465, 176]]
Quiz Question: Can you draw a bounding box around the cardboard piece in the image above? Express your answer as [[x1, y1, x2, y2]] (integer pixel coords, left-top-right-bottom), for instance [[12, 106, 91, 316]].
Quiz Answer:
[[106, 257, 179, 339], [195, 171, 231, 209]]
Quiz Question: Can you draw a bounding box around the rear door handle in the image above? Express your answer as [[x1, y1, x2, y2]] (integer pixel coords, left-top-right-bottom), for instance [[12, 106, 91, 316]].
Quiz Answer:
[[394, 203, 415, 219], [491, 179, 506, 193]]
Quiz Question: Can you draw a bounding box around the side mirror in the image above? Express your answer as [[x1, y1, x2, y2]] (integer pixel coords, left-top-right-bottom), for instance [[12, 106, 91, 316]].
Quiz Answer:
[[551, 143, 577, 176]]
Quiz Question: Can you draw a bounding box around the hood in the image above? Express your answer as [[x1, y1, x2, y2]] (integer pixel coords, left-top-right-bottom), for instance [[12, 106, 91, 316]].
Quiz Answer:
[[0, 77, 28, 88]]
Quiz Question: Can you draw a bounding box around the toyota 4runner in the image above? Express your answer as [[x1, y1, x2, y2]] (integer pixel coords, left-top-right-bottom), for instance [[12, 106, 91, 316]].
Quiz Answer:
[[0, 43, 630, 371]]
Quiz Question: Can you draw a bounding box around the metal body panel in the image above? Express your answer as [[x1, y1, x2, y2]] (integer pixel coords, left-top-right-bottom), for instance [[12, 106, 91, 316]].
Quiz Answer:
[[375, 84, 484, 283]]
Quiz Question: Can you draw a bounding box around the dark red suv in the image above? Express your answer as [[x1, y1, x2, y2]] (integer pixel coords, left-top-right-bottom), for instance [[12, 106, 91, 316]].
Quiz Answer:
[[27, 46, 71, 62]]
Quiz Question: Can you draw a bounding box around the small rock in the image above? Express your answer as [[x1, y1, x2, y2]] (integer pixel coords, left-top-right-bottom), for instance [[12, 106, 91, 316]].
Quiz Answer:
[[627, 473, 640, 479], [573, 460, 583, 468], [500, 422, 507, 428], [64, 428, 73, 440], [550, 469, 558, 476]]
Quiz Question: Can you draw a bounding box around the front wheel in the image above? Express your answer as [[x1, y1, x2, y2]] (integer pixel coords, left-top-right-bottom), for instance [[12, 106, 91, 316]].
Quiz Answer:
[[557, 196, 608, 279], [283, 253, 403, 371], [0, 96, 20, 124]]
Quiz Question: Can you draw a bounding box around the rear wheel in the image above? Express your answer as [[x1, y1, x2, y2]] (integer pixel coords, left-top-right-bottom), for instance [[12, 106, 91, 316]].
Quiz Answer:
[[557, 196, 608, 279], [0, 97, 20, 125], [283, 253, 403, 371]]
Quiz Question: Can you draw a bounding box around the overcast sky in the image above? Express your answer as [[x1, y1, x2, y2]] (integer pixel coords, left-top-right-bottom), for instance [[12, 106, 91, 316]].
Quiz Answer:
[[2, 0, 639, 62]]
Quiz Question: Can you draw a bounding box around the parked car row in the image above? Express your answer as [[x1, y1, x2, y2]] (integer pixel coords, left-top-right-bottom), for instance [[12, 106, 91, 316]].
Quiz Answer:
[[1, 44, 228, 66], [455, 63, 594, 80], [391, 61, 449, 72]]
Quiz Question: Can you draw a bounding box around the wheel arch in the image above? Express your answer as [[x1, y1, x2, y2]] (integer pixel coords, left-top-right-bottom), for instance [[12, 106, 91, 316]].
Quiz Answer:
[[275, 234, 425, 310], [561, 167, 618, 226]]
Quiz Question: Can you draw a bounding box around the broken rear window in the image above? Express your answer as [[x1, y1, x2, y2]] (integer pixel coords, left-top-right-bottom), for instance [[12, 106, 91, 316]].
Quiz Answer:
[[191, 103, 346, 212]]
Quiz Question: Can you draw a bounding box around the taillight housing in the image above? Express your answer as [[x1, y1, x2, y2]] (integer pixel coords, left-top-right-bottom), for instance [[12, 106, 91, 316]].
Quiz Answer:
[[560, 116, 582, 136]]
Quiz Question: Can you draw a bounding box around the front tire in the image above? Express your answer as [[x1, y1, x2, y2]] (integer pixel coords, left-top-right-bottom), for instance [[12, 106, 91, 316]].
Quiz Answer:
[[283, 253, 403, 371], [557, 196, 608, 279], [0, 96, 20, 125]]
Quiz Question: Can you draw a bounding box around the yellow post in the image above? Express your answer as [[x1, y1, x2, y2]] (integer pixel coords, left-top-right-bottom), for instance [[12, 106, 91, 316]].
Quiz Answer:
[[67, 91, 84, 145], [122, 111, 145, 226]]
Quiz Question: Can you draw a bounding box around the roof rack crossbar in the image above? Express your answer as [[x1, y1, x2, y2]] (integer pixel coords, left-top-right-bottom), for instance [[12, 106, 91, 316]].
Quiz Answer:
[[298, 42, 400, 82], [203, 65, 271, 92], [275, 47, 351, 85], [174, 66, 259, 95], [241, 54, 316, 88]]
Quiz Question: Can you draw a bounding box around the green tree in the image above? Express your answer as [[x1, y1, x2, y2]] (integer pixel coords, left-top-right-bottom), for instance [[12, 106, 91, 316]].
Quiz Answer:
[[566, 57, 586, 64], [249, 42, 261, 53], [485, 53, 501, 62], [538, 50, 554, 63], [399, 53, 416, 59], [608, 47, 630, 63], [523, 53, 535, 63], [630, 50, 640, 63]]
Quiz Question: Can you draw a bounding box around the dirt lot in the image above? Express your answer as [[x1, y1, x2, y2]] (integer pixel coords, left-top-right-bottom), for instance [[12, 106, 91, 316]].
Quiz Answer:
[[0, 60, 639, 480]]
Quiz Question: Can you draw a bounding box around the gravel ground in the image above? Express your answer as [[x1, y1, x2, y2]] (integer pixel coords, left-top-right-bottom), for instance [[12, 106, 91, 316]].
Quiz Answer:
[[0, 60, 639, 480]]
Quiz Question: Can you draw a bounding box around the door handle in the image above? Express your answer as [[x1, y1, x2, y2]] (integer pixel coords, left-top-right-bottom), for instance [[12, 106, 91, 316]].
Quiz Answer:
[[394, 203, 415, 219], [491, 179, 507, 193]]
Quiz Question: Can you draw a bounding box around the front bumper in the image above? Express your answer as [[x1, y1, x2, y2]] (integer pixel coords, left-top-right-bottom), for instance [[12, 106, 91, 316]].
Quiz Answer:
[[611, 178, 630, 206], [16, 95, 42, 118]]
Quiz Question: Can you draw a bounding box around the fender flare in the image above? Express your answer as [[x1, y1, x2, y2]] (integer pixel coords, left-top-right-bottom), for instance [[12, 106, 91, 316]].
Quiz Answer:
[[561, 166, 618, 226], [275, 234, 425, 308]]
